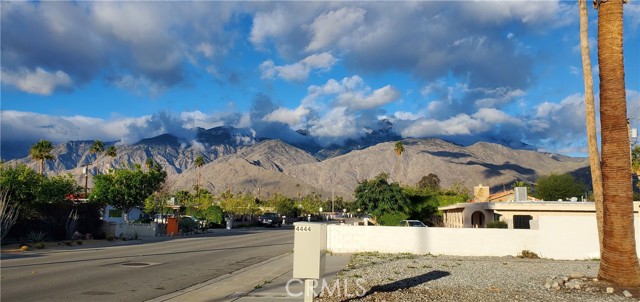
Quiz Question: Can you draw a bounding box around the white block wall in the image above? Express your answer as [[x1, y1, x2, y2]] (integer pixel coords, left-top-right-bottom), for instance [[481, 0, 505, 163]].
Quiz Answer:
[[327, 215, 640, 260]]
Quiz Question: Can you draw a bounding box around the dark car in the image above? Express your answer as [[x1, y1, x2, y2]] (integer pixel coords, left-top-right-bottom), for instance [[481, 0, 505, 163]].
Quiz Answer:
[[258, 212, 282, 227]]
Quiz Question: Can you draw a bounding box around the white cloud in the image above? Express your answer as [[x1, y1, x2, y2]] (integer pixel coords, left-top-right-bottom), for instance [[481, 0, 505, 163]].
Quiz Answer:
[[400, 106, 522, 138], [1, 68, 72, 95], [473, 87, 526, 108], [260, 52, 336, 81], [306, 7, 366, 51], [303, 75, 400, 111], [180, 111, 225, 130], [110, 74, 166, 97], [336, 85, 400, 110], [263, 106, 311, 127], [250, 8, 290, 47], [309, 107, 358, 139]]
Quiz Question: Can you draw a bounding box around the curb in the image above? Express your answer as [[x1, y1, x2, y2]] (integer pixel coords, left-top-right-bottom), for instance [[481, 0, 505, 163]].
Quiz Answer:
[[146, 252, 292, 302]]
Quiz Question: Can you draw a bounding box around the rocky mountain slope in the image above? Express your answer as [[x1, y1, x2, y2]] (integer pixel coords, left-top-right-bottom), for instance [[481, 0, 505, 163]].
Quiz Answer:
[[5, 126, 590, 199]]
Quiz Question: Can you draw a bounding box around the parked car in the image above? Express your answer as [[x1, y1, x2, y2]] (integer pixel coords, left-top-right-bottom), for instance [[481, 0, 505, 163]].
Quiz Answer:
[[398, 220, 427, 227], [258, 213, 282, 227]]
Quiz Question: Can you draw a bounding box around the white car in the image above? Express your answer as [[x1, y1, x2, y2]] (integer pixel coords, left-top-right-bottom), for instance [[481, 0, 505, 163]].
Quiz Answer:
[[399, 220, 427, 227]]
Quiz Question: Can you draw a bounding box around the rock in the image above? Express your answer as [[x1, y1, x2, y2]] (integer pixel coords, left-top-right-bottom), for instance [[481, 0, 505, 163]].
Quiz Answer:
[[623, 290, 632, 298], [569, 272, 584, 279], [71, 231, 83, 240], [592, 278, 598, 282], [606, 287, 614, 294], [544, 283, 551, 289], [84, 233, 93, 240], [562, 276, 569, 282]]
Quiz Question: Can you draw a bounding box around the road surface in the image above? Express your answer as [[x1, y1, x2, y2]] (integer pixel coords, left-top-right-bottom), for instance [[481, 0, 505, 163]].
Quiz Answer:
[[1, 227, 293, 302]]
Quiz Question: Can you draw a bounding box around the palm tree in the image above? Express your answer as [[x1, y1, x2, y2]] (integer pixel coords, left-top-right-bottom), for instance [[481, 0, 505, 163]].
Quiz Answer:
[[195, 156, 205, 196], [145, 158, 154, 172], [90, 140, 105, 174], [579, 0, 604, 253], [30, 140, 55, 175], [394, 141, 405, 185], [596, 0, 640, 286], [105, 145, 117, 172]]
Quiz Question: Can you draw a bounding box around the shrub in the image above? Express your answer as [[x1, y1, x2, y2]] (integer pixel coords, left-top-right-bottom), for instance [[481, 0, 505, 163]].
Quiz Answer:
[[76, 240, 83, 245], [27, 231, 47, 243], [63, 241, 73, 246], [35, 242, 45, 249], [486, 221, 508, 229], [179, 217, 199, 233], [20, 245, 29, 251], [106, 235, 115, 241], [519, 250, 540, 259], [377, 211, 409, 226]]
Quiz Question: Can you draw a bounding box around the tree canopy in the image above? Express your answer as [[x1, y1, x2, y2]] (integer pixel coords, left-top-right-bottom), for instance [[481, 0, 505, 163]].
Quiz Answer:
[[534, 174, 587, 201], [354, 173, 409, 220], [90, 165, 166, 221], [418, 173, 441, 191], [29, 140, 55, 175]]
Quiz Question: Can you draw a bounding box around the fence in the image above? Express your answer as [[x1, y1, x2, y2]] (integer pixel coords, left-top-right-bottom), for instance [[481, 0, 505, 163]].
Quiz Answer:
[[104, 222, 165, 238], [326, 215, 640, 260]]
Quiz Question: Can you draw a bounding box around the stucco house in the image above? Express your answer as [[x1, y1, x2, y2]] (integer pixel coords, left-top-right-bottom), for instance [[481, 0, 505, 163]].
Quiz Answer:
[[439, 200, 640, 229]]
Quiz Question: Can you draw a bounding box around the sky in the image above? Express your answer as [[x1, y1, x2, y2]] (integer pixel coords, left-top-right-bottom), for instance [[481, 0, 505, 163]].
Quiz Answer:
[[1, 1, 640, 158]]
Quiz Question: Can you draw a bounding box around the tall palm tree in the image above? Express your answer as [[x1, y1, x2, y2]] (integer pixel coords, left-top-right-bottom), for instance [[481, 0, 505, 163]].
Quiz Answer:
[[195, 155, 205, 198], [579, 0, 604, 253], [90, 140, 105, 174], [105, 145, 117, 172], [30, 140, 55, 175], [394, 141, 405, 185], [596, 0, 640, 286], [145, 158, 154, 172]]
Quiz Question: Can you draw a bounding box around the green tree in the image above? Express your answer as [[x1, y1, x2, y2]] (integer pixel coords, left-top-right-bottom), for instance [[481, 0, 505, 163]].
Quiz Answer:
[[354, 173, 410, 222], [144, 192, 172, 216], [418, 173, 441, 191], [534, 174, 587, 201], [632, 146, 640, 176], [265, 193, 297, 217], [30, 140, 55, 175], [299, 193, 323, 216], [218, 192, 259, 217], [394, 141, 405, 185], [90, 165, 166, 221], [195, 156, 206, 196], [105, 145, 117, 172], [596, 0, 640, 286]]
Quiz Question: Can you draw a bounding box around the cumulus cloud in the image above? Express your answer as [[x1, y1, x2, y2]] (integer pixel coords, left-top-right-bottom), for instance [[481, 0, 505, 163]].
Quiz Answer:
[[1, 68, 72, 95], [263, 106, 311, 127], [309, 107, 359, 139], [306, 7, 366, 51], [303, 75, 400, 111], [260, 52, 336, 81], [1, 1, 237, 95]]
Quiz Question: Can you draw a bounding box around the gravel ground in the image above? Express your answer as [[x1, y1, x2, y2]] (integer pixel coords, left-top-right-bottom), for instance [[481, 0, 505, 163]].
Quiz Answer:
[[317, 253, 639, 302]]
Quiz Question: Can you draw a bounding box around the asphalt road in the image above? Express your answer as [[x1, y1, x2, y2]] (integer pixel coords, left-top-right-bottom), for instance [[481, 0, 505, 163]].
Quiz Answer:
[[0, 227, 293, 302]]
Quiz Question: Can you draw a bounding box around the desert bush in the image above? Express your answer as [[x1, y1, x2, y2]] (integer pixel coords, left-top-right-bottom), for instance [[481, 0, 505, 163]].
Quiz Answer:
[[486, 221, 508, 228], [27, 231, 46, 243], [35, 242, 45, 249], [519, 250, 540, 259], [377, 211, 409, 226], [76, 240, 83, 245]]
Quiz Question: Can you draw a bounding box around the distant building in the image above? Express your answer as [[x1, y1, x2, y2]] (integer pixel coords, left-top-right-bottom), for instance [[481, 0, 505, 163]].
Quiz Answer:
[[439, 201, 640, 229], [472, 184, 539, 203]]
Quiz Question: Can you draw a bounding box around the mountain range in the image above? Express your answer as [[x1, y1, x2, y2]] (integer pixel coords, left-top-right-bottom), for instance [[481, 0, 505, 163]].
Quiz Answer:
[[4, 126, 590, 199]]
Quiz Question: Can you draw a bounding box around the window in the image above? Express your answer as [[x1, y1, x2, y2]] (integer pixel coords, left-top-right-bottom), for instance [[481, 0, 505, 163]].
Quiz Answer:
[[513, 215, 532, 229]]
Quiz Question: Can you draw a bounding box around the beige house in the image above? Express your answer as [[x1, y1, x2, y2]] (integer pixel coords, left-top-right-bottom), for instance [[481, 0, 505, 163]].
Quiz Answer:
[[439, 201, 640, 229]]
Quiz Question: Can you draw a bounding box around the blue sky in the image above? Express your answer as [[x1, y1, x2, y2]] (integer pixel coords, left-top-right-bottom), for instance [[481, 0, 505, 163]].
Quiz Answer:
[[1, 1, 639, 157]]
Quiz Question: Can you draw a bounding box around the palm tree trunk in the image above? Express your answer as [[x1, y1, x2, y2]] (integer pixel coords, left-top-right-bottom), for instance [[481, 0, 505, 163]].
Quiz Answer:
[[579, 0, 604, 254], [597, 0, 640, 286], [40, 159, 44, 175]]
